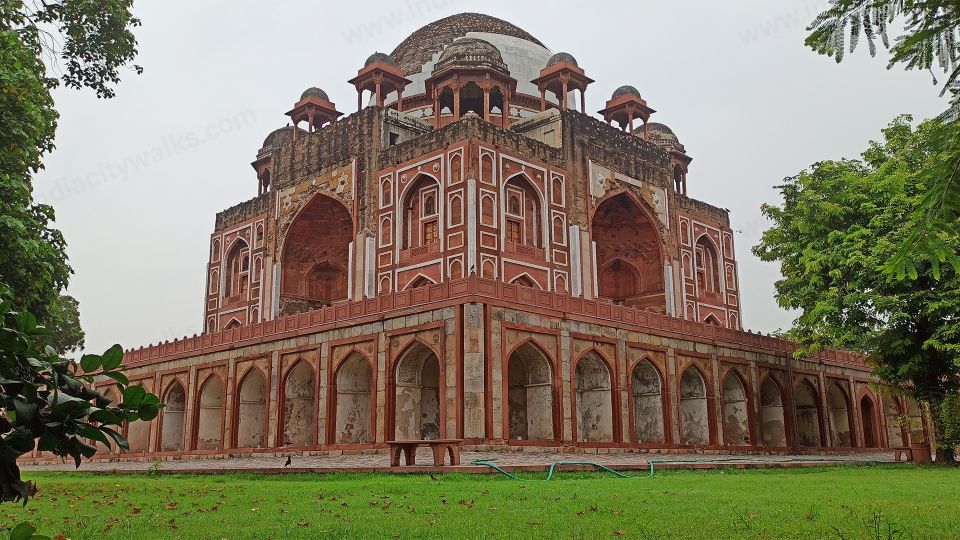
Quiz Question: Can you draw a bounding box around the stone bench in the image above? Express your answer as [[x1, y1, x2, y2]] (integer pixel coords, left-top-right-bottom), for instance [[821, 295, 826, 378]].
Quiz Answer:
[[386, 439, 463, 467]]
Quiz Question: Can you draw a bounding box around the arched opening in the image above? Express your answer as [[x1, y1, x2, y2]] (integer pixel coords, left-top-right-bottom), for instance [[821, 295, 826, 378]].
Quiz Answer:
[[884, 395, 905, 448], [503, 174, 542, 252], [827, 384, 852, 447], [280, 193, 352, 311], [489, 87, 505, 124], [223, 318, 241, 331], [195, 375, 224, 451], [575, 353, 614, 442], [631, 360, 665, 443], [459, 82, 483, 116], [393, 342, 441, 440], [759, 378, 787, 447], [334, 354, 373, 444], [722, 371, 751, 446], [438, 87, 455, 118], [224, 239, 250, 300], [598, 260, 640, 304], [401, 175, 441, 252], [126, 384, 151, 452], [405, 275, 435, 290], [860, 394, 878, 448], [160, 381, 186, 452], [680, 367, 709, 445], [261, 170, 271, 193], [236, 370, 267, 448], [282, 362, 315, 447], [704, 314, 723, 326], [796, 381, 822, 447], [592, 193, 664, 310], [507, 342, 555, 441], [695, 236, 721, 296]]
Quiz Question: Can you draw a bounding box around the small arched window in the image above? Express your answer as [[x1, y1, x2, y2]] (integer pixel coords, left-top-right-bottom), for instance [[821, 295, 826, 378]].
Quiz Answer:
[[424, 195, 436, 216]]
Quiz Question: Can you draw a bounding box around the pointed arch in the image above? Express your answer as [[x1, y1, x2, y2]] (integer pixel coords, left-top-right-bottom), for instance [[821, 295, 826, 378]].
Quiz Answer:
[[506, 339, 557, 442], [704, 314, 723, 326], [679, 365, 710, 445], [721, 369, 751, 446], [795, 380, 823, 447], [574, 350, 615, 442], [235, 368, 267, 448], [827, 383, 853, 447], [758, 376, 787, 447], [194, 374, 224, 451], [280, 192, 352, 310], [160, 380, 186, 452], [400, 174, 441, 251], [592, 191, 665, 310], [502, 172, 545, 251], [333, 353, 374, 444], [392, 340, 441, 440], [510, 273, 542, 289], [695, 234, 722, 295], [224, 238, 250, 300], [631, 358, 665, 444], [281, 361, 316, 447], [859, 391, 879, 448], [404, 273, 436, 290], [223, 318, 242, 331]]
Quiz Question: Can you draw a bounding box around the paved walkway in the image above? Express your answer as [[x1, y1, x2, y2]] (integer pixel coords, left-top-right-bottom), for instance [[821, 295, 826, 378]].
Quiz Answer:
[[20, 450, 896, 474]]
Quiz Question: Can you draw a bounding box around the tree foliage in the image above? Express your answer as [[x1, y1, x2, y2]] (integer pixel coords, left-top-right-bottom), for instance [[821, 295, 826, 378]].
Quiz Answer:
[[754, 116, 960, 461], [1, 282, 163, 506], [0, 0, 141, 326], [805, 0, 960, 280]]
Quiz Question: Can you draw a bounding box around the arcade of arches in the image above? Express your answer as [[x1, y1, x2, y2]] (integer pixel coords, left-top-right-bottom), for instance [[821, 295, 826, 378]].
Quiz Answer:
[[82, 305, 910, 459]]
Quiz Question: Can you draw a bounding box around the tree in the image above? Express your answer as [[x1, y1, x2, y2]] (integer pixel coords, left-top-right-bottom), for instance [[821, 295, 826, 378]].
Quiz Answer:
[[1, 282, 163, 505], [36, 294, 84, 355], [805, 0, 960, 278], [0, 0, 141, 323], [754, 116, 960, 463]]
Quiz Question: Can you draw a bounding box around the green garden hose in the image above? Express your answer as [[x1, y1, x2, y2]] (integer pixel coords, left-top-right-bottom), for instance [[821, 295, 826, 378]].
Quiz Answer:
[[470, 455, 889, 481]]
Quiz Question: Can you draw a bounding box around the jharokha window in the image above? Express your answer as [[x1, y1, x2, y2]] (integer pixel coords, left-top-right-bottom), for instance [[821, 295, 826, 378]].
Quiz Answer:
[[402, 175, 442, 252], [224, 239, 250, 299], [503, 175, 541, 251], [695, 236, 721, 294]]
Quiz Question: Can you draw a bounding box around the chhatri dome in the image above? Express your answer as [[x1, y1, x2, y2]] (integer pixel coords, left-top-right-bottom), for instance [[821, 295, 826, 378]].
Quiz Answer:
[[300, 87, 329, 101]]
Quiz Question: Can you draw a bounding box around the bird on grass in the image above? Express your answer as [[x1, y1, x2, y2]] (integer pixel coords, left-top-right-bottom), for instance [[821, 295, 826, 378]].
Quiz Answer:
[[429, 473, 439, 481], [284, 455, 292, 467]]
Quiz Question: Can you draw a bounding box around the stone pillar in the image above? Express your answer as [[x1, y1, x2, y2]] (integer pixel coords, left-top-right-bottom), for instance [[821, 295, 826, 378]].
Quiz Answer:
[[667, 348, 680, 444], [462, 303, 486, 439], [317, 343, 329, 445], [223, 360, 237, 449], [376, 330, 388, 443], [266, 351, 280, 447], [560, 327, 573, 443], [185, 366, 198, 449]]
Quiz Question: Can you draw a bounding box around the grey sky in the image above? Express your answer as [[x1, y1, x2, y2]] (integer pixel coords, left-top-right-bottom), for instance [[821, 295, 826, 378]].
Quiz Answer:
[[34, 0, 949, 355]]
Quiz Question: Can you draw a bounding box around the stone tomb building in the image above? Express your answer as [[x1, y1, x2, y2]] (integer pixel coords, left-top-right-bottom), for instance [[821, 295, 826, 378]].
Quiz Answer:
[[71, 14, 921, 459]]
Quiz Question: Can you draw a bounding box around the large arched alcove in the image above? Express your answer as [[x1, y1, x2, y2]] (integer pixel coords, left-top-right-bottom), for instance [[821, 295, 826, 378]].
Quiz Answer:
[[393, 342, 441, 440], [160, 381, 186, 452], [592, 193, 664, 310], [236, 369, 267, 448], [195, 375, 224, 451], [631, 360, 665, 443], [282, 361, 315, 447], [334, 354, 373, 444], [759, 377, 787, 447], [506, 342, 555, 442], [575, 352, 614, 442], [722, 371, 751, 446], [827, 383, 852, 447], [280, 194, 352, 311], [860, 394, 878, 448], [503, 174, 543, 252], [796, 381, 822, 447], [679, 367, 710, 445]]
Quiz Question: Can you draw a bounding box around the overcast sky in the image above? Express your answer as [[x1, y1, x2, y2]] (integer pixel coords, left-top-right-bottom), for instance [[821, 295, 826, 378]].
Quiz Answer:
[[34, 0, 949, 355]]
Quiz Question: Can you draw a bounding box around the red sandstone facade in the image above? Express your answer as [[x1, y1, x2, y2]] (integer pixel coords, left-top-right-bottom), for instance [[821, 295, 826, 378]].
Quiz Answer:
[[39, 14, 925, 462]]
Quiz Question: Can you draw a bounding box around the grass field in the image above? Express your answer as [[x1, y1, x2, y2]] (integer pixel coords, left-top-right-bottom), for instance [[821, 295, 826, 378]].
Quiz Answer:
[[3, 465, 959, 539]]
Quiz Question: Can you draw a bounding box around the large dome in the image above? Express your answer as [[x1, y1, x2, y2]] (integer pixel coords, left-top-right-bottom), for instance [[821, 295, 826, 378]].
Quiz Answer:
[[383, 13, 552, 104], [435, 37, 507, 72]]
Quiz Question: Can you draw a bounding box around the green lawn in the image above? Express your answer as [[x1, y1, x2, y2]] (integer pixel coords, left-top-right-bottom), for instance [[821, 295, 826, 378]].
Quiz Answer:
[[4, 465, 958, 539]]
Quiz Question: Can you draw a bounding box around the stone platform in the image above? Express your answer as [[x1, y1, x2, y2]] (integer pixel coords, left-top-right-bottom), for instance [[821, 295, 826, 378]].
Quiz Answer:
[[20, 450, 896, 475]]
